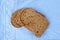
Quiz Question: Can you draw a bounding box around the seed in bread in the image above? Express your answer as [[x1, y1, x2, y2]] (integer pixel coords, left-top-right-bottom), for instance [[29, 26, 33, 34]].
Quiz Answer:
[[20, 8, 49, 37]]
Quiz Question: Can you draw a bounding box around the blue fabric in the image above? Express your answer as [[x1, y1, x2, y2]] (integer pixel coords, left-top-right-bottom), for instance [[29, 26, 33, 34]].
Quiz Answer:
[[0, 0, 60, 40]]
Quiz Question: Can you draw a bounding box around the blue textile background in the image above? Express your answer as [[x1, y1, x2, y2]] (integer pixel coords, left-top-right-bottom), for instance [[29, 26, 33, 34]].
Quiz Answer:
[[0, 0, 60, 40]]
